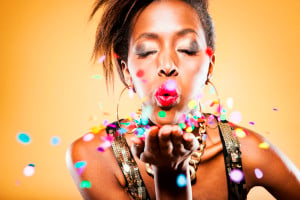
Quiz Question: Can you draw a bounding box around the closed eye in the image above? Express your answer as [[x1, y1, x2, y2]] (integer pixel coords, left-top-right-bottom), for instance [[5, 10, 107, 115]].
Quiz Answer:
[[136, 50, 157, 58], [177, 49, 198, 55]]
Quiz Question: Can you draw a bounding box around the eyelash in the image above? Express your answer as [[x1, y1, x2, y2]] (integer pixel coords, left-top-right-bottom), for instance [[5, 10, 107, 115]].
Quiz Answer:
[[137, 50, 157, 58], [177, 49, 198, 55], [136, 49, 198, 58]]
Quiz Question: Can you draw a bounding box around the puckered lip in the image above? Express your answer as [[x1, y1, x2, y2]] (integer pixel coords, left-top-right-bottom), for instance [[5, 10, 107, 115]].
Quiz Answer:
[[154, 82, 180, 108]]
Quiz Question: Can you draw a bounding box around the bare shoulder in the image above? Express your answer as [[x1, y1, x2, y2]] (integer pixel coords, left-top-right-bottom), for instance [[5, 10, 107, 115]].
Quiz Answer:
[[66, 128, 130, 200], [231, 124, 300, 199]]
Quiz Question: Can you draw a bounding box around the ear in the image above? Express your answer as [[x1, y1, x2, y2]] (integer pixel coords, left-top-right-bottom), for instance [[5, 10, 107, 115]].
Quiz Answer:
[[206, 54, 215, 84], [121, 60, 133, 88]]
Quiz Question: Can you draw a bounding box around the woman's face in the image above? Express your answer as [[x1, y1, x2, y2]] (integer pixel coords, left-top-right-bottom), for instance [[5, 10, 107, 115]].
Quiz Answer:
[[124, 0, 213, 125]]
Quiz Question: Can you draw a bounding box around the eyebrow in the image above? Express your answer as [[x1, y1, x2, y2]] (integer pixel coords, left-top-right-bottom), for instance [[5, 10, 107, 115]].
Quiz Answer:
[[135, 28, 199, 42]]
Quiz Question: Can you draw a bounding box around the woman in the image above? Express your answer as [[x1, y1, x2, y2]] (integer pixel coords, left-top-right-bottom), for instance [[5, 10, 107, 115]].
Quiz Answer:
[[66, 0, 300, 199]]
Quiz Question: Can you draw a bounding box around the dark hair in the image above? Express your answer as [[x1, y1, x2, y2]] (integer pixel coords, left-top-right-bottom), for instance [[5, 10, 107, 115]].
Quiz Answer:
[[90, 0, 215, 87]]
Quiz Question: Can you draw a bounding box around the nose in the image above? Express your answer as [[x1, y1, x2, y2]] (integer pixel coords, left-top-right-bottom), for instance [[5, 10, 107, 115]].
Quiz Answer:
[[157, 65, 179, 77]]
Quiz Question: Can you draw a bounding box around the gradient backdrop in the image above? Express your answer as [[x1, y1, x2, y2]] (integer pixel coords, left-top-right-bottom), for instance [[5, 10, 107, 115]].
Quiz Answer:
[[1, 0, 299, 199]]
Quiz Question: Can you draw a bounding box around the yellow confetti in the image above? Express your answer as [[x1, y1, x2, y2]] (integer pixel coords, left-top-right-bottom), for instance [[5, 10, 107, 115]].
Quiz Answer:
[[259, 142, 269, 149], [186, 127, 193, 133], [188, 100, 197, 109], [90, 125, 105, 134], [234, 128, 247, 138]]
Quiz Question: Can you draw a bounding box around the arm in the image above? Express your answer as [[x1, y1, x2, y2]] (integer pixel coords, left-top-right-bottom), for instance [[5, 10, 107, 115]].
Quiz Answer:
[[239, 128, 300, 199], [66, 130, 131, 200]]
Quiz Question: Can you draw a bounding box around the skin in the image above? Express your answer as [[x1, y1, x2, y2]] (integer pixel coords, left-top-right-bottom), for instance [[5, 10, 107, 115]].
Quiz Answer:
[[66, 1, 300, 199]]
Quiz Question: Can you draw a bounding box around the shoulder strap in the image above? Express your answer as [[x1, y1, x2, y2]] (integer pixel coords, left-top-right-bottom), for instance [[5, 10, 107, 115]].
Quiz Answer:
[[218, 120, 247, 200], [106, 122, 151, 200]]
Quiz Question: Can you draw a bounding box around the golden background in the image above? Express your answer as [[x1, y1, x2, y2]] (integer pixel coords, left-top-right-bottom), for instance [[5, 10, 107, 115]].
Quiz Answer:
[[0, 0, 299, 199]]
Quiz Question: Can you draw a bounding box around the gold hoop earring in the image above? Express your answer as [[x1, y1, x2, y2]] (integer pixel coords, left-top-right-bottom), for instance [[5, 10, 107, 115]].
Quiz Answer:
[[205, 80, 222, 119], [116, 86, 131, 127]]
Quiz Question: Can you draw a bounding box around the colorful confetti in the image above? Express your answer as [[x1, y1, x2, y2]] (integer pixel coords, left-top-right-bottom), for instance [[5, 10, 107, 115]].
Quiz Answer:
[[205, 46, 214, 58], [249, 121, 255, 125], [75, 161, 87, 169], [98, 55, 106, 63], [92, 74, 101, 79], [83, 133, 94, 142], [229, 169, 244, 183], [165, 80, 177, 91], [188, 100, 197, 109], [50, 136, 61, 146], [233, 128, 247, 138], [176, 174, 187, 187], [80, 180, 91, 188], [229, 111, 242, 124], [259, 142, 270, 149], [23, 164, 35, 177], [273, 107, 278, 111], [254, 168, 263, 179], [158, 111, 166, 118], [17, 132, 31, 144], [136, 69, 144, 78]]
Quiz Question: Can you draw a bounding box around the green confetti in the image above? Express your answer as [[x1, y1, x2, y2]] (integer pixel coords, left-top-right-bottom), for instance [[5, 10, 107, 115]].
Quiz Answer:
[[80, 180, 91, 188], [93, 74, 101, 79], [158, 111, 166, 118]]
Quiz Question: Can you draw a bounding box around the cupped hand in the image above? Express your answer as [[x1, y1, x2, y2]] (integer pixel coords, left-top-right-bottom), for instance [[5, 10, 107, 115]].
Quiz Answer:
[[131, 125, 199, 170]]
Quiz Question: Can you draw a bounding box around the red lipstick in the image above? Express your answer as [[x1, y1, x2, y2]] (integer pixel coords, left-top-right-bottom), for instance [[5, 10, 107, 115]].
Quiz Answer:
[[154, 80, 180, 107]]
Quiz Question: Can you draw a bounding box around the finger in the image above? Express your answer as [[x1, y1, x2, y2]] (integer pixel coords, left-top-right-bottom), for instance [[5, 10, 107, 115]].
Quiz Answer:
[[144, 126, 159, 154], [183, 132, 199, 151], [171, 126, 185, 155], [158, 125, 173, 156], [130, 136, 145, 159]]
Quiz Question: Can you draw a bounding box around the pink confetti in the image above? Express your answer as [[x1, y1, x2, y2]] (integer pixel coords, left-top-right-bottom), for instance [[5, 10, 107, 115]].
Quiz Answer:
[[229, 111, 242, 124], [83, 133, 94, 142], [98, 55, 106, 63], [249, 121, 255, 125], [229, 169, 244, 183], [254, 168, 263, 179]]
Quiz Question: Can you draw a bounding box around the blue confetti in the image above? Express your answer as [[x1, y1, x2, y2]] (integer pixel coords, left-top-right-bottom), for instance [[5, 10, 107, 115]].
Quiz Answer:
[[51, 136, 61, 146], [176, 174, 187, 187], [17, 132, 31, 144]]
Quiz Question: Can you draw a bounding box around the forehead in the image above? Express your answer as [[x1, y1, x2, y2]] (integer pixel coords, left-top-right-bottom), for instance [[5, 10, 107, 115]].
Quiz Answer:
[[130, 0, 204, 41]]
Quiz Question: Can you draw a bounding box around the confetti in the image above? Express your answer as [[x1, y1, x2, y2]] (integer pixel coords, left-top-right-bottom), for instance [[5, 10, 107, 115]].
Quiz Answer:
[[205, 46, 214, 58], [249, 121, 255, 125], [165, 80, 177, 91], [98, 55, 106, 63], [23, 164, 35, 177], [176, 174, 187, 187], [254, 168, 263, 179], [273, 107, 278, 111], [50, 136, 61, 146], [227, 97, 234, 109], [75, 161, 87, 169], [229, 169, 244, 183], [229, 111, 242, 124], [80, 180, 91, 188], [158, 111, 166, 118], [136, 69, 144, 78], [17, 132, 31, 144], [259, 142, 269, 149], [188, 100, 197, 109], [83, 133, 94, 142], [185, 126, 193, 132], [233, 128, 247, 138], [92, 74, 101, 79], [91, 126, 101, 134]]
